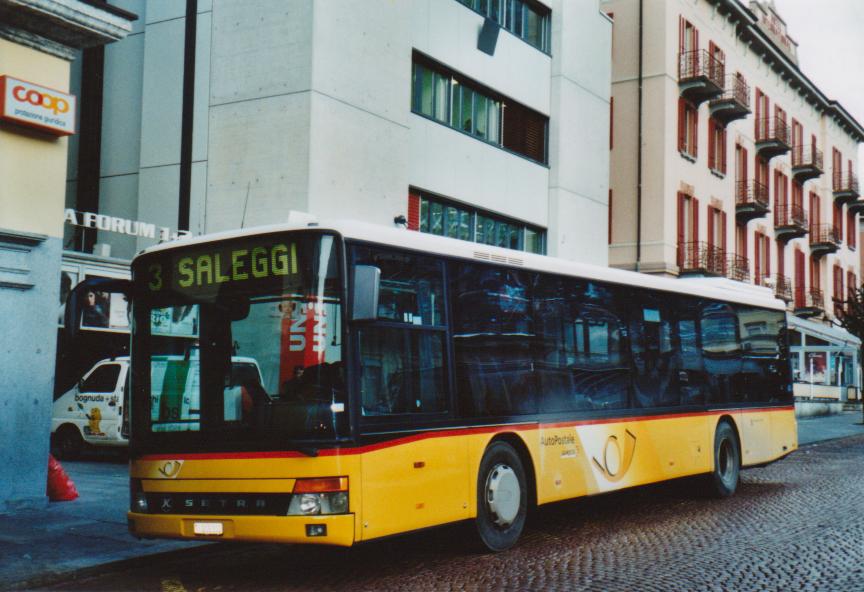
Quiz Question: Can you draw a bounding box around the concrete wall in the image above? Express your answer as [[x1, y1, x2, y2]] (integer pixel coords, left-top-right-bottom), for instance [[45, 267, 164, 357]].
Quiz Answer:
[[0, 38, 70, 512]]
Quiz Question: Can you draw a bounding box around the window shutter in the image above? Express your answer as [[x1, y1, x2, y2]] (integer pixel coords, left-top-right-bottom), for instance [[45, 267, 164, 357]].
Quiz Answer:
[[708, 119, 715, 170], [679, 16, 684, 55], [677, 99, 686, 151], [720, 127, 728, 174], [754, 233, 761, 282], [722, 211, 728, 252], [692, 106, 698, 157], [764, 235, 770, 277], [693, 197, 700, 258], [707, 206, 714, 249], [407, 192, 421, 231], [677, 192, 685, 267]]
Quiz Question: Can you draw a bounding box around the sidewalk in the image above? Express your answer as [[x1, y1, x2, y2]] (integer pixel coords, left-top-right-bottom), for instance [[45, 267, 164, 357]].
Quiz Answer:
[[3, 412, 863, 590]]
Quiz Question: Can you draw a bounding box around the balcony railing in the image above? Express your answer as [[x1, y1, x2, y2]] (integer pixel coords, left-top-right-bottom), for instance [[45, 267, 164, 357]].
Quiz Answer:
[[794, 286, 824, 316], [709, 75, 750, 124], [833, 172, 860, 202], [755, 116, 791, 159], [726, 254, 750, 282], [809, 223, 841, 257], [791, 145, 824, 182], [678, 50, 724, 104], [679, 241, 726, 276], [735, 179, 770, 224], [774, 203, 808, 241], [773, 274, 793, 302]]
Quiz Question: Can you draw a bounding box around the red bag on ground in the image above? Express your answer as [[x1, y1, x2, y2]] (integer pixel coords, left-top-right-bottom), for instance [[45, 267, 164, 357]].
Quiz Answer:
[[47, 454, 79, 501]]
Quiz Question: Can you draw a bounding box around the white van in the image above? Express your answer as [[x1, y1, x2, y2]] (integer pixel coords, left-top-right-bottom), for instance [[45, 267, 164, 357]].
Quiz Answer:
[[51, 355, 263, 458], [51, 357, 131, 458]]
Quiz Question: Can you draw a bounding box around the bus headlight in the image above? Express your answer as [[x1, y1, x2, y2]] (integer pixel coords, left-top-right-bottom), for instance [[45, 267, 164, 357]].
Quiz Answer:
[[287, 478, 349, 515]]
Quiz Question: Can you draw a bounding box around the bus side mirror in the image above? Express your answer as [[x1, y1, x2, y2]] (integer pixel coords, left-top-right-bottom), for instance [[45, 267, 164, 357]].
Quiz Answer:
[[351, 265, 380, 321], [64, 277, 133, 342]]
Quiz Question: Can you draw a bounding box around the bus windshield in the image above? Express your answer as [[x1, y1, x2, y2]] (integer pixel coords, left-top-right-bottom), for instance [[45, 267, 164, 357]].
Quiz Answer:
[[132, 232, 346, 450]]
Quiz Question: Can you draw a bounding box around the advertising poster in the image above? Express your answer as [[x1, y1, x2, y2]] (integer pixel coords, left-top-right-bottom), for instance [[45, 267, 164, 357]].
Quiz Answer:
[[81, 275, 129, 331]]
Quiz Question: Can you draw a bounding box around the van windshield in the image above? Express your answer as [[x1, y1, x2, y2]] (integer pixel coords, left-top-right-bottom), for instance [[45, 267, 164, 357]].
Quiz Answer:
[[132, 232, 346, 450]]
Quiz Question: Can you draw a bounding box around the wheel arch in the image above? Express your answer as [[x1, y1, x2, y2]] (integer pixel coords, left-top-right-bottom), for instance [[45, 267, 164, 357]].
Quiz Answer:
[[487, 432, 537, 509]]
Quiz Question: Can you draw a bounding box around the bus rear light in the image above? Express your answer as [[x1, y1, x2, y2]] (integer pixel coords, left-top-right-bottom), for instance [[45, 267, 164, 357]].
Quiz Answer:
[[292, 477, 347, 493]]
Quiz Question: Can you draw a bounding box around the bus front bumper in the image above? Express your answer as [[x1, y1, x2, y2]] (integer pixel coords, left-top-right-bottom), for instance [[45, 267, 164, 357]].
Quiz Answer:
[[127, 512, 355, 546]]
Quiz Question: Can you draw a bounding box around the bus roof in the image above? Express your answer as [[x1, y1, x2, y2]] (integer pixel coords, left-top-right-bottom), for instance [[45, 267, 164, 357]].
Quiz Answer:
[[136, 219, 786, 312]]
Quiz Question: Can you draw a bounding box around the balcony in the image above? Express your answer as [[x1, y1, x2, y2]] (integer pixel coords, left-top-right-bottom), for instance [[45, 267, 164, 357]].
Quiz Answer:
[[678, 50, 724, 106], [709, 75, 750, 125], [794, 287, 824, 317], [755, 116, 791, 160], [735, 179, 769, 223], [791, 145, 823, 183], [679, 242, 726, 276], [772, 274, 793, 302], [774, 203, 808, 242], [809, 224, 841, 258], [725, 254, 750, 282], [832, 172, 860, 204], [847, 197, 864, 215]]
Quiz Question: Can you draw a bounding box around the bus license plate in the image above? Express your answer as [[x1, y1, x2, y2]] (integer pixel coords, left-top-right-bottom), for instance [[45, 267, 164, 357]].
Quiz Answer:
[[193, 522, 223, 536]]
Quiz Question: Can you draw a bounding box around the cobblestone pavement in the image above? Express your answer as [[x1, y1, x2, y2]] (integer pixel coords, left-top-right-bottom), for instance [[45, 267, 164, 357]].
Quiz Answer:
[[45, 436, 864, 592]]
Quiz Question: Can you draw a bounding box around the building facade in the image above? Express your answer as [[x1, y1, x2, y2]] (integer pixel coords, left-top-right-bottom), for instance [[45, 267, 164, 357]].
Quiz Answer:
[[0, 0, 133, 512], [57, 1, 611, 390], [604, 0, 864, 406]]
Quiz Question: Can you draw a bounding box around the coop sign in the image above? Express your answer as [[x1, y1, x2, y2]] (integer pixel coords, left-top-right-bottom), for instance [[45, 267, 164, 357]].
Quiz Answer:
[[64, 209, 192, 242], [0, 76, 76, 136]]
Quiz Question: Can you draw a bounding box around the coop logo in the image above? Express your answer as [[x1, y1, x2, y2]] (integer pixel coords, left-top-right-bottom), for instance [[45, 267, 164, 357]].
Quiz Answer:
[[592, 429, 637, 483], [0, 76, 76, 136], [12, 85, 69, 114]]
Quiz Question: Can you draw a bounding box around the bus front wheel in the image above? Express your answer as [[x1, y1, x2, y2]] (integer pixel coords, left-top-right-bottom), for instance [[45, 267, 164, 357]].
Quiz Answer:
[[474, 441, 527, 552], [706, 421, 740, 498]]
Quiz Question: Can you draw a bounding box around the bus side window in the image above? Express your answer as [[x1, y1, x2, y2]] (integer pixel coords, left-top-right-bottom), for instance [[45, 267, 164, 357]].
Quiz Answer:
[[700, 302, 742, 403], [737, 305, 789, 403], [451, 263, 537, 417], [351, 246, 448, 417]]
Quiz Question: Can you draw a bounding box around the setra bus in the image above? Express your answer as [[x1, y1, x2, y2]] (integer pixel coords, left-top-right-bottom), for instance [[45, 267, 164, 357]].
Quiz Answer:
[[65, 220, 796, 551]]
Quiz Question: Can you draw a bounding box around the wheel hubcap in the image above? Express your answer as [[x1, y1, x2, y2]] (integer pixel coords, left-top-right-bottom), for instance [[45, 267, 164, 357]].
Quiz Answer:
[[719, 439, 735, 485], [485, 464, 521, 527]]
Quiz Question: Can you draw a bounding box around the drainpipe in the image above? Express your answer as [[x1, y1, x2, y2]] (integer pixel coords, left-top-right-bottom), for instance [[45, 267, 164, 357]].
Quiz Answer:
[[636, 0, 644, 272]]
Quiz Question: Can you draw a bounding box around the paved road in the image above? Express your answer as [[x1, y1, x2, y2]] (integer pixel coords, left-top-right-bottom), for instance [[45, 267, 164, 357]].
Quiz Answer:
[[43, 434, 864, 592]]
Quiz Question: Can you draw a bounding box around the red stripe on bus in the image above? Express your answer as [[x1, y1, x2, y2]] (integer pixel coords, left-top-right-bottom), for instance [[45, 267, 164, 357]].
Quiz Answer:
[[139, 406, 794, 462]]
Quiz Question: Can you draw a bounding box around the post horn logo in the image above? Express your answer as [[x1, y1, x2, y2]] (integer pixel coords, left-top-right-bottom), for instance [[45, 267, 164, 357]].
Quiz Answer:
[[158, 460, 183, 479], [592, 429, 636, 483]]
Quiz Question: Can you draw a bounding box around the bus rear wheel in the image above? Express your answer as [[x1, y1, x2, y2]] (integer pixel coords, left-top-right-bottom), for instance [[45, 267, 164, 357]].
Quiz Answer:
[[706, 421, 740, 498], [474, 441, 527, 552]]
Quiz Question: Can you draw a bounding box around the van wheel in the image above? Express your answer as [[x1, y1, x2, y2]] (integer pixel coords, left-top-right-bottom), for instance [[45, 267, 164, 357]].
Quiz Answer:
[[706, 421, 740, 498], [53, 425, 84, 460], [474, 441, 528, 552]]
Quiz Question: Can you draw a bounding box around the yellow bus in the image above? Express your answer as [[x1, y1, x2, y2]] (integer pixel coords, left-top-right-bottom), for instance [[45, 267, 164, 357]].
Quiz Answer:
[[66, 220, 796, 551]]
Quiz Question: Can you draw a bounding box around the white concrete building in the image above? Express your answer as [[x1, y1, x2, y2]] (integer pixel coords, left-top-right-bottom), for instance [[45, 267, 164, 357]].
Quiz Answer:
[[58, 1, 612, 388], [604, 0, 864, 405]]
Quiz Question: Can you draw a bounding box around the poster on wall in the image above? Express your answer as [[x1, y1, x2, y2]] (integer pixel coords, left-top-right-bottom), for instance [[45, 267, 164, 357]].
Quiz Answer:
[[150, 305, 199, 338], [81, 275, 130, 331], [807, 352, 826, 384], [58, 269, 79, 327]]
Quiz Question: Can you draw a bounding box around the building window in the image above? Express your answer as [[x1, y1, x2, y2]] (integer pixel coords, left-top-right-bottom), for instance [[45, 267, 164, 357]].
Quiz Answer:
[[412, 55, 548, 164], [456, 0, 551, 53], [848, 270, 857, 300], [833, 264, 845, 317], [708, 118, 726, 174], [678, 99, 698, 158], [411, 190, 546, 254], [848, 211, 857, 250]]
